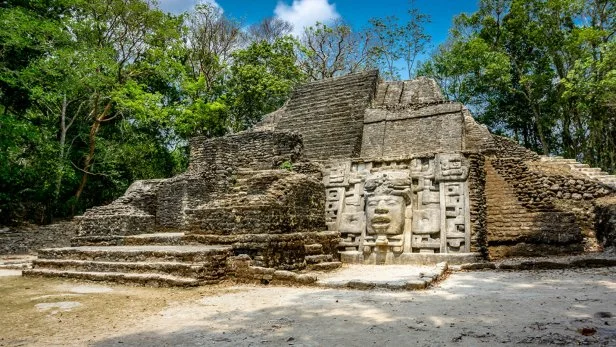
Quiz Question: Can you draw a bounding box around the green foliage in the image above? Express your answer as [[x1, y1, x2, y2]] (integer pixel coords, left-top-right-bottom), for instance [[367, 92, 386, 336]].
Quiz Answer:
[[419, 0, 616, 173], [227, 36, 306, 130], [0, 1, 307, 224], [368, 0, 431, 79], [299, 21, 374, 80], [280, 161, 294, 171], [0, 0, 188, 223]]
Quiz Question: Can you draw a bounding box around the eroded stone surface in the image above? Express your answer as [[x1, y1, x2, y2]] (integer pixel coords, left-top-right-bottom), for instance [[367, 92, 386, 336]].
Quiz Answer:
[[316, 263, 448, 290], [12, 70, 616, 286]]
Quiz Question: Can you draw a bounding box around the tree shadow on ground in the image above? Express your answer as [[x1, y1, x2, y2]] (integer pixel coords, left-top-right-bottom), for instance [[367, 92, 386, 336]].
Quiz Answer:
[[92, 269, 616, 347]]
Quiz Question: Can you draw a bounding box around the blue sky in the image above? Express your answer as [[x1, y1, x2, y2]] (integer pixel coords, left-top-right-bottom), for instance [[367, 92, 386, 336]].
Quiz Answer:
[[157, 0, 479, 77]]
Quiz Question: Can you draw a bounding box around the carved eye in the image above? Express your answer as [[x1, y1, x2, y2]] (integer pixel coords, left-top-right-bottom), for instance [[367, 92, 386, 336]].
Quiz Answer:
[[384, 199, 399, 206]]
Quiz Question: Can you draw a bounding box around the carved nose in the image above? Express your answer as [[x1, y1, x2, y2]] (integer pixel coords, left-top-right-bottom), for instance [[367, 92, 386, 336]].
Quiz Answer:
[[374, 201, 389, 214]]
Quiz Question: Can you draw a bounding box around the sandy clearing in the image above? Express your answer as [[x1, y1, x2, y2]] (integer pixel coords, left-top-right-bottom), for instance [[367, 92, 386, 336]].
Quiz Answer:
[[91, 268, 616, 346], [1, 268, 616, 346]]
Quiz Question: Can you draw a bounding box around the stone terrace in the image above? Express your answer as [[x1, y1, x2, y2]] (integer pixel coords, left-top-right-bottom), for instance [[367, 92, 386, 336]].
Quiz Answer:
[[13, 70, 616, 286]]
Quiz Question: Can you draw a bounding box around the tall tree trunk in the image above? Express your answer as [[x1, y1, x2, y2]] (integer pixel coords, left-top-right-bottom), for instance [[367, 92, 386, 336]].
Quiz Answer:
[[74, 101, 112, 206], [561, 103, 573, 158], [53, 95, 68, 204], [522, 84, 550, 155]]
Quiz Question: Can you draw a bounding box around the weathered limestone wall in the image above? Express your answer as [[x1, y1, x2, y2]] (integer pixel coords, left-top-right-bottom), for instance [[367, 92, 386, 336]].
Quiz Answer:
[[0, 221, 76, 254], [489, 157, 614, 251], [77, 131, 306, 235], [362, 105, 464, 158], [273, 70, 379, 160], [485, 156, 616, 258], [156, 131, 304, 229], [467, 153, 488, 256], [492, 135, 540, 161], [485, 160, 582, 258], [360, 77, 465, 158], [372, 78, 444, 106], [183, 168, 334, 270], [492, 158, 613, 208], [595, 196, 616, 248], [77, 179, 163, 236], [463, 110, 496, 153], [188, 131, 303, 173], [185, 170, 326, 234]]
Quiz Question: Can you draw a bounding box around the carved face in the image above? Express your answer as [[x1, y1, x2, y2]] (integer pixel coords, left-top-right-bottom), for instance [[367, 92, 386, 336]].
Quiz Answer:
[[366, 193, 405, 236]]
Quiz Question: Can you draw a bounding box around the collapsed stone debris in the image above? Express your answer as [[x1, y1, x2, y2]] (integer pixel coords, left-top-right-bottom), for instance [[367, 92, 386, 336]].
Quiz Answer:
[[5, 70, 614, 286]]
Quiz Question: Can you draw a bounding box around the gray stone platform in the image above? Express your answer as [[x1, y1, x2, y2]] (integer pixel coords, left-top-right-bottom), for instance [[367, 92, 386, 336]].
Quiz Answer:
[[23, 245, 233, 287], [315, 263, 448, 290]]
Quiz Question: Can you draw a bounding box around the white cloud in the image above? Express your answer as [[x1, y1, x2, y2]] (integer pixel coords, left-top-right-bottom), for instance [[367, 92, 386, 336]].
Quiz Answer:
[[157, 0, 221, 15], [274, 0, 340, 37]]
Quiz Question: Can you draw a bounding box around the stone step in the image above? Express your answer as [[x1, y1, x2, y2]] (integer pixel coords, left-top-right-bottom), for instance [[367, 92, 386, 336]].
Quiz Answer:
[[304, 243, 324, 255], [578, 167, 602, 173], [595, 175, 615, 179], [487, 211, 530, 216], [73, 233, 190, 247], [305, 254, 333, 264], [485, 189, 516, 194], [584, 173, 609, 179], [292, 84, 367, 99], [287, 97, 360, 112], [485, 194, 517, 199], [31, 259, 224, 280], [486, 221, 576, 228], [486, 215, 538, 221], [37, 245, 232, 263], [540, 157, 576, 163], [308, 261, 342, 271], [23, 268, 202, 287], [485, 201, 525, 206], [486, 206, 529, 212], [487, 206, 530, 211]]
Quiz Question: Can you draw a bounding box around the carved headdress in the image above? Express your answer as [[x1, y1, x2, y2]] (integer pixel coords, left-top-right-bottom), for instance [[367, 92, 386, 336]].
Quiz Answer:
[[364, 172, 412, 204]]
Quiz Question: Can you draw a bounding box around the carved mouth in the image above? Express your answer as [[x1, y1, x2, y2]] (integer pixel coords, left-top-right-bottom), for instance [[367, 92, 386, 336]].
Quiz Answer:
[[371, 216, 390, 227]]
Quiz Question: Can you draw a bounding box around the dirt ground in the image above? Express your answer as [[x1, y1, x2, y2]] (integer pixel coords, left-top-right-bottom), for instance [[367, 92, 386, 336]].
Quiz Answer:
[[1, 267, 616, 346]]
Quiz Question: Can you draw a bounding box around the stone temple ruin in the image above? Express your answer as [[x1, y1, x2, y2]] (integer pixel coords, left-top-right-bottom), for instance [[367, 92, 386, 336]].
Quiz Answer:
[[21, 70, 616, 286]]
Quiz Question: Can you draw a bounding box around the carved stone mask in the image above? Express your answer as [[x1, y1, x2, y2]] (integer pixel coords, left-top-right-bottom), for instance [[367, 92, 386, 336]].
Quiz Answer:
[[366, 193, 405, 235], [364, 172, 411, 236]]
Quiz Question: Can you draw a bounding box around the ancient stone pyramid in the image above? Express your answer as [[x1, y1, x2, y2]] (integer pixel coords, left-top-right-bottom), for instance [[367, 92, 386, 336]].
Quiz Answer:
[[24, 70, 616, 286]]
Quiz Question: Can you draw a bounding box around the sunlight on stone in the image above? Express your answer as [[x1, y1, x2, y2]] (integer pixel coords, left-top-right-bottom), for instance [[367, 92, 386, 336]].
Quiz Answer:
[[35, 301, 82, 312], [597, 280, 616, 290], [31, 293, 82, 301], [512, 283, 537, 289]]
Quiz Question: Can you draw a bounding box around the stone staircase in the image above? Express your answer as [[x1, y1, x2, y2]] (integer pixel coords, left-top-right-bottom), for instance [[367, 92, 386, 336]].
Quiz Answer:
[[23, 167, 341, 286], [23, 244, 232, 287], [485, 161, 583, 258], [24, 231, 341, 287], [540, 156, 616, 188], [275, 70, 378, 160], [304, 243, 341, 271]]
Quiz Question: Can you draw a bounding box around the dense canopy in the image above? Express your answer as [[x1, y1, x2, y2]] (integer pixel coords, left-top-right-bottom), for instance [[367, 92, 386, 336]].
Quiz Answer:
[[1, 0, 614, 225]]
